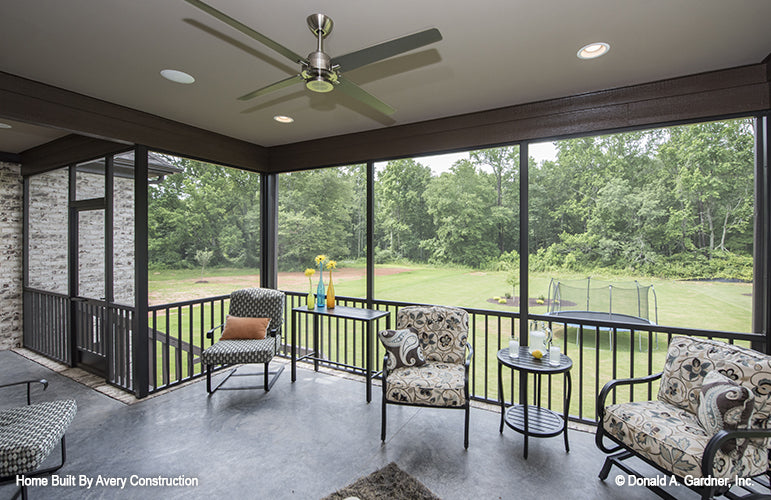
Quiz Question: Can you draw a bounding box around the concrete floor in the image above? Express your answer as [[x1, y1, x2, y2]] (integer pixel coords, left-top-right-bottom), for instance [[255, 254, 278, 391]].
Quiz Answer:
[[0, 349, 711, 500]]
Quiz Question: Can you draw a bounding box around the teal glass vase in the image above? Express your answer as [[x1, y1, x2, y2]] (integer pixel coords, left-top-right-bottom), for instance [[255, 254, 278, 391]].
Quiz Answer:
[[316, 262, 326, 308]]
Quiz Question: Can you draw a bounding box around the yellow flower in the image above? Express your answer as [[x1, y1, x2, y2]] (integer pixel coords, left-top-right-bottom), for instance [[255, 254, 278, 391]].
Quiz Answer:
[[314, 254, 327, 265], [304, 268, 316, 277], [325, 260, 337, 270]]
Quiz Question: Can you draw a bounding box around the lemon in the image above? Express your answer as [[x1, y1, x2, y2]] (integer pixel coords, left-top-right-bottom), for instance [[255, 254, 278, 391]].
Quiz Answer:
[[532, 349, 544, 359]]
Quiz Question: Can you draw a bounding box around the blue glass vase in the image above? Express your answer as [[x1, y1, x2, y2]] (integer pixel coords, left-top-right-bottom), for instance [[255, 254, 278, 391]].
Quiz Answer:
[[316, 262, 326, 308]]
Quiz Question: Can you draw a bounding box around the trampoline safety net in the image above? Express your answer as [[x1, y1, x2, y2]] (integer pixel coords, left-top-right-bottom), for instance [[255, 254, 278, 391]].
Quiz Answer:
[[547, 277, 658, 324]]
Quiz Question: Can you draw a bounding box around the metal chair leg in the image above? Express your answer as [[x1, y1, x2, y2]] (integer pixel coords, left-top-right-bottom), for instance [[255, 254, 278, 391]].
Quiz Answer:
[[464, 403, 470, 449]]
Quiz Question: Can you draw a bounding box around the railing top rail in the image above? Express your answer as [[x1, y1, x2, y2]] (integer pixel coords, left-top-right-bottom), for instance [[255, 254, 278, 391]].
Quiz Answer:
[[282, 290, 762, 344], [148, 294, 231, 311], [23, 287, 69, 299]]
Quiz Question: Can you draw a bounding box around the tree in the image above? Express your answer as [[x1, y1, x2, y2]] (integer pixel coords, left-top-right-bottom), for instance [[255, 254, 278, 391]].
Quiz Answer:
[[422, 160, 498, 267], [375, 159, 434, 261], [470, 147, 519, 255], [194, 248, 214, 277]]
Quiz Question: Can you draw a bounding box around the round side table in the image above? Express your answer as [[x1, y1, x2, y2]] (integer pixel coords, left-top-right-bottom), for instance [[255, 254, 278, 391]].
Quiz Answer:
[[497, 347, 573, 458]]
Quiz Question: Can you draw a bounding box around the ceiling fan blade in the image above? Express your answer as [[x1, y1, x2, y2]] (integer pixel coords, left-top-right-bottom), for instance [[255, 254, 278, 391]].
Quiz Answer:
[[184, 0, 306, 64], [336, 76, 395, 115], [238, 74, 303, 101], [333, 28, 442, 73]]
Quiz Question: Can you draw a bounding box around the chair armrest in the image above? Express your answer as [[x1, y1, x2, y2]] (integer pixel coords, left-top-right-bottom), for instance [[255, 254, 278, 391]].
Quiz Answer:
[[702, 428, 771, 478], [0, 379, 48, 405], [267, 326, 280, 337], [206, 324, 224, 340], [382, 353, 389, 379], [465, 343, 474, 369], [597, 371, 663, 421]]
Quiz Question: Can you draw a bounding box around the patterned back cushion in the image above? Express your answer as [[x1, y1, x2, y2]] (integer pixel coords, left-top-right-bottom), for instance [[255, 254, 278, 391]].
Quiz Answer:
[[229, 288, 285, 331], [378, 327, 426, 371], [396, 306, 468, 363], [658, 336, 771, 435], [698, 370, 755, 453]]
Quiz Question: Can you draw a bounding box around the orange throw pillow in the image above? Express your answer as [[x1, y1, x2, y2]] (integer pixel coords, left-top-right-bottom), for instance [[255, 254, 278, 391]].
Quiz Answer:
[[220, 316, 271, 340]]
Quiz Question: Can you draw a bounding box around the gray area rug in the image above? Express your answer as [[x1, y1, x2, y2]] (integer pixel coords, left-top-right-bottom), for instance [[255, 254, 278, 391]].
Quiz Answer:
[[322, 462, 441, 500]]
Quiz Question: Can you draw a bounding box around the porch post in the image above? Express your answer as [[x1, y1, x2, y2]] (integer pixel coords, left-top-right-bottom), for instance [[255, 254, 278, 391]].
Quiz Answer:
[[133, 145, 149, 397], [519, 143, 529, 345], [260, 172, 278, 289], [753, 115, 770, 352], [366, 161, 374, 308]]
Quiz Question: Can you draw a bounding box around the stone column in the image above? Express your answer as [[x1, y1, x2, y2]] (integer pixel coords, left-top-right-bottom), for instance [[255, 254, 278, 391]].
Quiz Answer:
[[0, 162, 23, 349]]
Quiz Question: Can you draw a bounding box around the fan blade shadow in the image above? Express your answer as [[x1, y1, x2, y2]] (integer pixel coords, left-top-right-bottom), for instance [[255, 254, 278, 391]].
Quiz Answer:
[[184, 19, 296, 75], [184, 0, 306, 64], [336, 76, 395, 115], [238, 75, 303, 101]]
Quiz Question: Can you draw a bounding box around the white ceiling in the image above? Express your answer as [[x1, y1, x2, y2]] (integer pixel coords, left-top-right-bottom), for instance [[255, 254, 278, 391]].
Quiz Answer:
[[0, 0, 770, 154]]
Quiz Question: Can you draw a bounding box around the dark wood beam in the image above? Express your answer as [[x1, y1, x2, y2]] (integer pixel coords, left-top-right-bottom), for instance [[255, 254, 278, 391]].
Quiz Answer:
[[0, 71, 268, 172], [0, 151, 21, 163], [268, 62, 771, 172], [20, 135, 130, 175]]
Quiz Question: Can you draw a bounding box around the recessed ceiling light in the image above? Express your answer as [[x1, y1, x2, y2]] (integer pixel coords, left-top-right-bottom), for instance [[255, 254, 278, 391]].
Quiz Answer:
[[160, 69, 195, 84], [273, 115, 294, 124], [0, 122, 11, 129], [577, 42, 610, 60]]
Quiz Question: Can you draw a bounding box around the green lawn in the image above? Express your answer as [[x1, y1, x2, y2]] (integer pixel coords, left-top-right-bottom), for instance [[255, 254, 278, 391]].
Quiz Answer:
[[148, 265, 753, 415]]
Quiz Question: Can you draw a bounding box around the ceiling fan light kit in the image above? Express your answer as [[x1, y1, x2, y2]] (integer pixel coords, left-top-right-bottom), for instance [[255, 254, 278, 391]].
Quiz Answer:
[[184, 0, 443, 115]]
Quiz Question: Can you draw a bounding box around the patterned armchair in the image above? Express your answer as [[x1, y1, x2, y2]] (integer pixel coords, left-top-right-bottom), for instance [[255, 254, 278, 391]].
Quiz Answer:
[[596, 336, 771, 499], [379, 305, 473, 448], [201, 288, 286, 393], [0, 379, 77, 500]]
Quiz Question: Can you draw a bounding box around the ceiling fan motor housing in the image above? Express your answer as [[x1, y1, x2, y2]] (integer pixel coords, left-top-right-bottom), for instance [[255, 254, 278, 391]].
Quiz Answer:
[[303, 50, 337, 92]]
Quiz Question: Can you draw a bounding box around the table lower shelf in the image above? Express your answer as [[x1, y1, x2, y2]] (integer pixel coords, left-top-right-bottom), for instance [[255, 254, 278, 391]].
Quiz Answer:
[[503, 404, 565, 438]]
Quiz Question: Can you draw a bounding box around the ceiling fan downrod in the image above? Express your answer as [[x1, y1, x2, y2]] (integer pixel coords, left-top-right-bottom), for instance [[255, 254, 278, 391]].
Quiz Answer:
[[304, 14, 336, 93]]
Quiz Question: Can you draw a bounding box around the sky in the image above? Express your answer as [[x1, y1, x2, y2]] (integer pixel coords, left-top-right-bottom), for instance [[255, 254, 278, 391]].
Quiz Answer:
[[376, 141, 558, 175]]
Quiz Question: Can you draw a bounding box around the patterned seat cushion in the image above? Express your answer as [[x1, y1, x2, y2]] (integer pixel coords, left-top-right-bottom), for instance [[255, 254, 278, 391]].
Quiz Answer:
[[0, 399, 77, 477], [201, 338, 277, 366], [658, 336, 771, 449], [603, 399, 768, 480], [385, 362, 466, 407], [396, 306, 468, 363]]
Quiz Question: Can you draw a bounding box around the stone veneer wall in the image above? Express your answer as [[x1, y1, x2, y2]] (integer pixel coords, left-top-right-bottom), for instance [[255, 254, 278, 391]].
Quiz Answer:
[[28, 168, 136, 304], [1, 161, 137, 352], [0, 162, 23, 349]]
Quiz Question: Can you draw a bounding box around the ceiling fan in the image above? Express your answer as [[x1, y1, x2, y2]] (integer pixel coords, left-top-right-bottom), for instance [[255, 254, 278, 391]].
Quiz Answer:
[[184, 0, 442, 115]]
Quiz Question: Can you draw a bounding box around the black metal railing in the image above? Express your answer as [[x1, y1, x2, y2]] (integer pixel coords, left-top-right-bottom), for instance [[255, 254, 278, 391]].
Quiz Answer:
[[23, 288, 70, 364], [147, 295, 229, 392], [23, 288, 135, 392], [23, 287, 766, 425]]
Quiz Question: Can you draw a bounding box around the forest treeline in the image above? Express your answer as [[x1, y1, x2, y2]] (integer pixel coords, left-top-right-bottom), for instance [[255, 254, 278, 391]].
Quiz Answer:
[[149, 118, 755, 280]]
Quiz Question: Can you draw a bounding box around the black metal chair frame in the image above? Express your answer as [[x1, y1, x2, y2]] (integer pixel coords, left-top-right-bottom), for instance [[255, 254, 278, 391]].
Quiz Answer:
[[0, 380, 69, 500], [596, 372, 771, 500], [204, 324, 285, 394], [381, 343, 473, 449]]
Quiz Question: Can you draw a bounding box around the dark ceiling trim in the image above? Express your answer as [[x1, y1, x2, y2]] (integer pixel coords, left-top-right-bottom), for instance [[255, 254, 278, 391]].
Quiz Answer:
[[0, 151, 21, 164], [0, 71, 268, 172], [267, 61, 771, 172], [20, 134, 131, 176]]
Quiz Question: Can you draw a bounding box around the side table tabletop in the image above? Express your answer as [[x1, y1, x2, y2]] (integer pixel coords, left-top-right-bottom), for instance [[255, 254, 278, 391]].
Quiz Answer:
[[497, 347, 573, 459], [291, 305, 390, 402]]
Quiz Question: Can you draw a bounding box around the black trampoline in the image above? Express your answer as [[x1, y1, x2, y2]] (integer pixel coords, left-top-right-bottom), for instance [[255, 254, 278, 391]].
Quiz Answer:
[[546, 278, 658, 351]]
